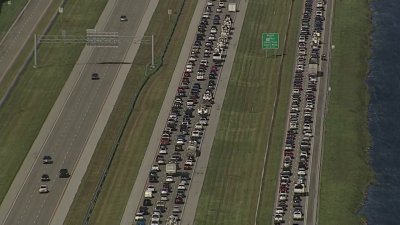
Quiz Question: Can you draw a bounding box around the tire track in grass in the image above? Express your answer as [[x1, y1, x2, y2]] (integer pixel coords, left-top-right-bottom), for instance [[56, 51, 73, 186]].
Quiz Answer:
[[254, 0, 295, 224]]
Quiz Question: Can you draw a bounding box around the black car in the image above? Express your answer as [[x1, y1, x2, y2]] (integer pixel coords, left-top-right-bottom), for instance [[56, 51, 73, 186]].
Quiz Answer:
[[41, 174, 50, 182], [59, 169, 70, 178], [139, 206, 148, 215], [143, 198, 152, 206], [120, 15, 128, 21], [91, 73, 99, 80], [42, 155, 53, 164]]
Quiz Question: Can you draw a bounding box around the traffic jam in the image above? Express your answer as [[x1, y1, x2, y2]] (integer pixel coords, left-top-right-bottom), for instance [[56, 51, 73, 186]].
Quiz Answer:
[[274, 0, 327, 224], [134, 1, 234, 225]]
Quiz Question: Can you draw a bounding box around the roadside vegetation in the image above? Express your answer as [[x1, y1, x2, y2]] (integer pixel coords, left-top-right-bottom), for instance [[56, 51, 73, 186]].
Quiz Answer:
[[0, 0, 29, 40], [193, 0, 302, 224], [318, 0, 373, 224], [0, 0, 108, 203], [63, 1, 198, 224]]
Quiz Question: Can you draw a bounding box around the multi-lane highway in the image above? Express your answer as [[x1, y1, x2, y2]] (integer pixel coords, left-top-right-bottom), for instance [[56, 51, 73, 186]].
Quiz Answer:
[[120, 0, 248, 225], [0, 0, 54, 85], [129, 1, 238, 224], [0, 0, 154, 224], [272, 0, 332, 224]]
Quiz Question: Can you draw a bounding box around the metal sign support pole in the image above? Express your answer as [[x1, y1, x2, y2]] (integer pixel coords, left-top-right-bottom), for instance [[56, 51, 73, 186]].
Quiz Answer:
[[34, 34, 37, 68], [151, 35, 155, 67]]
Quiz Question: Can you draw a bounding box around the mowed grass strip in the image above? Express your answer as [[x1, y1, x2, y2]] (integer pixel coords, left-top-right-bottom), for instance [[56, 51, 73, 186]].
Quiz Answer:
[[193, 0, 300, 224], [319, 0, 373, 224], [0, 0, 108, 203], [63, 1, 198, 224], [0, 0, 29, 40], [256, 0, 303, 222], [0, 0, 60, 99]]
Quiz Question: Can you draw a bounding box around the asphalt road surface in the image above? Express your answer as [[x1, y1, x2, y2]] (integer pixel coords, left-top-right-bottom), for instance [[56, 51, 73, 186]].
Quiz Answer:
[[0, 0, 153, 224], [272, 0, 333, 224], [305, 0, 334, 224], [0, 0, 54, 84], [120, 0, 248, 224]]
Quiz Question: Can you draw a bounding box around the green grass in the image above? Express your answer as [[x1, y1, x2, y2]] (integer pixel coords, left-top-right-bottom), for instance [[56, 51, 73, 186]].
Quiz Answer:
[[0, 0, 108, 203], [255, 0, 303, 222], [63, 1, 198, 224], [0, 0, 29, 40], [193, 0, 302, 224], [318, 0, 373, 224]]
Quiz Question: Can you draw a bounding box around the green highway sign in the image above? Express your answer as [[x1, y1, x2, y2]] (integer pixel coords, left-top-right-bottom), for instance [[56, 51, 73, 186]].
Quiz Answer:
[[262, 33, 279, 49]]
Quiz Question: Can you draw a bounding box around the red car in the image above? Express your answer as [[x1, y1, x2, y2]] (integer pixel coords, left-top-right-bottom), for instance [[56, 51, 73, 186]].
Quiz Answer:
[[175, 196, 184, 204]]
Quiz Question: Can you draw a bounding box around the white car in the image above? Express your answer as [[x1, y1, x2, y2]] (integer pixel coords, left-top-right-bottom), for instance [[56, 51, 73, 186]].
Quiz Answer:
[[274, 214, 283, 222], [210, 27, 217, 34], [293, 209, 303, 220], [275, 207, 284, 214], [303, 123, 311, 130], [195, 122, 203, 130], [172, 206, 182, 213], [191, 130, 201, 138], [298, 170, 307, 176], [197, 72, 205, 80], [176, 137, 184, 145], [216, 7, 222, 13], [161, 196, 168, 201], [39, 185, 49, 193], [218, 2, 225, 7], [207, 1, 213, 6], [185, 64, 193, 73], [198, 106, 209, 115], [199, 117, 208, 125], [189, 56, 196, 62], [208, 34, 216, 41], [159, 147, 167, 154], [185, 160, 194, 166], [151, 164, 160, 171], [147, 185, 156, 192], [177, 185, 186, 190], [161, 189, 168, 195], [166, 176, 174, 183], [134, 213, 144, 221], [151, 214, 160, 222], [200, 59, 208, 66]]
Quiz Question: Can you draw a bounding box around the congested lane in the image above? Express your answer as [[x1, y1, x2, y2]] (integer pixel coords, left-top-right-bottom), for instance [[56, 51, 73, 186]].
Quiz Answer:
[[273, 0, 329, 224], [133, 1, 236, 224]]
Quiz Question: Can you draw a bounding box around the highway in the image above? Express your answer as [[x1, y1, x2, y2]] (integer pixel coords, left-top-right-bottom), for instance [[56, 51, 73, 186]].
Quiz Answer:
[[0, 0, 54, 84], [120, 0, 248, 224], [0, 0, 154, 224], [272, 0, 333, 224], [305, 0, 334, 224]]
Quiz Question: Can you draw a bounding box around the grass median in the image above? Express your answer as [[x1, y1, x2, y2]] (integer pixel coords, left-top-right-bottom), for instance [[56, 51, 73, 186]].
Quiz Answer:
[[0, 0, 108, 203], [0, 0, 29, 40], [63, 1, 198, 224], [193, 0, 302, 224], [318, 0, 373, 224]]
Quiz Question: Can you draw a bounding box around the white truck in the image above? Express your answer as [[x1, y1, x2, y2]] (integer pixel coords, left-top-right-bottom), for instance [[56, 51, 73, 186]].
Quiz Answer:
[[228, 3, 236, 12], [144, 190, 153, 198], [166, 163, 177, 175]]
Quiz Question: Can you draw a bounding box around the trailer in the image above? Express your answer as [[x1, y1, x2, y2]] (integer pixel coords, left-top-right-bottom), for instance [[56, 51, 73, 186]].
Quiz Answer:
[[166, 163, 177, 175], [228, 3, 236, 12], [144, 190, 153, 198]]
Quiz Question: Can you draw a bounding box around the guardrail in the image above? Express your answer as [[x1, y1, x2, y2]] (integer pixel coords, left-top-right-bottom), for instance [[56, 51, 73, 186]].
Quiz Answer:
[[82, 1, 186, 224]]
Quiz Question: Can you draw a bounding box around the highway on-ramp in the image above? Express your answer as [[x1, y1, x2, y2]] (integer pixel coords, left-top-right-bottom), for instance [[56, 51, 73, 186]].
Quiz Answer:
[[0, 0, 153, 224]]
